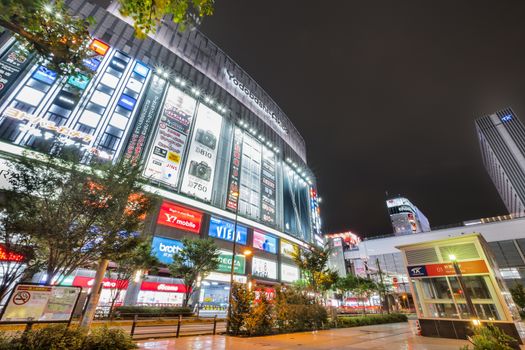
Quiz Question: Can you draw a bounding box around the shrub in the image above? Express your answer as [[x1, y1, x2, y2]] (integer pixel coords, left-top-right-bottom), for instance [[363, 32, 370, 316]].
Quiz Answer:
[[244, 293, 274, 336], [274, 286, 328, 333], [461, 324, 518, 350], [83, 326, 137, 350], [229, 282, 254, 335], [335, 313, 407, 328], [114, 306, 192, 317], [0, 324, 137, 350]]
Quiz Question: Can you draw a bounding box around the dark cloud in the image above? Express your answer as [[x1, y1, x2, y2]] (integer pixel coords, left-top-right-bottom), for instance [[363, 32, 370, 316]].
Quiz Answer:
[[200, 1, 523, 237]]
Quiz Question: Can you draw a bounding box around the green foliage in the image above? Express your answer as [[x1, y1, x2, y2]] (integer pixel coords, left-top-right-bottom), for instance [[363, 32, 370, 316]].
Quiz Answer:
[[168, 237, 220, 307], [229, 282, 253, 335], [0, 325, 137, 350], [114, 305, 192, 317], [107, 241, 160, 317], [461, 324, 517, 350], [244, 292, 274, 336], [509, 283, 525, 309], [1, 152, 155, 285], [334, 313, 407, 328], [291, 245, 338, 295], [0, 0, 95, 76], [83, 326, 137, 350], [119, 0, 215, 38], [274, 286, 327, 333]]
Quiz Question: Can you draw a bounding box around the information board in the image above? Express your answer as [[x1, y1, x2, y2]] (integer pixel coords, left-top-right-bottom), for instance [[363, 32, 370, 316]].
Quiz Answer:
[[1, 284, 81, 322]]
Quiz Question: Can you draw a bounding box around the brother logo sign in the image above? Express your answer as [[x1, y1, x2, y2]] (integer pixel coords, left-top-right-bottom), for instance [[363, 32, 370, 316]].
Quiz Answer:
[[152, 236, 184, 264]]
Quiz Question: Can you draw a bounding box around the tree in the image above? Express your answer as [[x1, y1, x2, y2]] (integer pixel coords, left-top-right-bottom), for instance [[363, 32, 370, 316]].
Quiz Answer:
[[228, 282, 253, 335], [510, 283, 525, 310], [168, 237, 220, 307], [291, 245, 338, 297], [0, 0, 215, 75], [0, 0, 95, 76], [2, 151, 154, 285], [119, 0, 215, 38], [244, 291, 273, 336], [106, 241, 159, 319], [335, 275, 378, 314]]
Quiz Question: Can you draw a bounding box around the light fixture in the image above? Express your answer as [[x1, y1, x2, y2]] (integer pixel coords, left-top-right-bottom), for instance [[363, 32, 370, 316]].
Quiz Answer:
[[162, 72, 168, 78], [180, 80, 186, 86], [449, 254, 457, 261], [175, 77, 181, 83], [243, 249, 252, 256]]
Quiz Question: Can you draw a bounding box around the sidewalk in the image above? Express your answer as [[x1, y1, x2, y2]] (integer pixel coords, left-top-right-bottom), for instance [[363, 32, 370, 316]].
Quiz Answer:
[[137, 322, 470, 350]]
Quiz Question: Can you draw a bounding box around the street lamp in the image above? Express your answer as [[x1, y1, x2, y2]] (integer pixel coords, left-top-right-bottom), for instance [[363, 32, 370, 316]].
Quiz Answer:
[[449, 254, 479, 322]]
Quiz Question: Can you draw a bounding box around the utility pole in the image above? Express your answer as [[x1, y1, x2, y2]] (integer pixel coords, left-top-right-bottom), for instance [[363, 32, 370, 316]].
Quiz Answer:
[[79, 258, 109, 328]]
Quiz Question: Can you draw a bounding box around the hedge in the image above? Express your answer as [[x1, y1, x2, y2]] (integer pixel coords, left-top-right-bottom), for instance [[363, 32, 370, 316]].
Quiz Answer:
[[334, 313, 408, 328], [113, 306, 193, 318]]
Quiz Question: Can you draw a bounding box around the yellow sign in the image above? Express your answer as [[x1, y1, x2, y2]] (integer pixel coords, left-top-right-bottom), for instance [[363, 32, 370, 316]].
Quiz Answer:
[[167, 151, 180, 163]]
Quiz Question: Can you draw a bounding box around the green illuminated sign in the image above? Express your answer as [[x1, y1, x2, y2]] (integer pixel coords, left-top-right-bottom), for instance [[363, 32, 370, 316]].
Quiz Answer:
[[217, 252, 245, 274]]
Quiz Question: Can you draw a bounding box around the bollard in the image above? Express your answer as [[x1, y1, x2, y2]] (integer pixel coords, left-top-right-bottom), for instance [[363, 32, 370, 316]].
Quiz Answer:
[[176, 315, 182, 338], [213, 315, 217, 335], [23, 322, 33, 334], [130, 314, 138, 337]]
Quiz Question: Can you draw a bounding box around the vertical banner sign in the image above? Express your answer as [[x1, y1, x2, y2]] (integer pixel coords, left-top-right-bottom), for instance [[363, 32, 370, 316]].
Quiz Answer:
[[238, 134, 262, 219], [144, 85, 197, 187], [261, 147, 277, 225], [125, 76, 167, 161], [180, 104, 223, 202], [0, 42, 31, 98], [226, 128, 243, 211]]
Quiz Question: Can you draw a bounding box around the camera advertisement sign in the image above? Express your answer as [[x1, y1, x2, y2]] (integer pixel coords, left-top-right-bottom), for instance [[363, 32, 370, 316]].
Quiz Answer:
[[157, 201, 203, 233], [252, 257, 277, 280], [1, 284, 81, 322], [216, 250, 246, 274], [226, 128, 243, 211], [208, 216, 248, 245], [144, 85, 197, 188], [151, 236, 184, 265], [180, 104, 223, 202]]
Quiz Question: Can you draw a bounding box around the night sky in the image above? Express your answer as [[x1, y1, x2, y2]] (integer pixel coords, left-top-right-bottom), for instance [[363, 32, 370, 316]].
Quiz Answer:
[[199, 1, 525, 237]]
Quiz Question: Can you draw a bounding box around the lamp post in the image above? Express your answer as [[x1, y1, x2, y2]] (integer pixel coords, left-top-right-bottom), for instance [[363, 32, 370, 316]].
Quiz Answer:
[[449, 254, 479, 321]]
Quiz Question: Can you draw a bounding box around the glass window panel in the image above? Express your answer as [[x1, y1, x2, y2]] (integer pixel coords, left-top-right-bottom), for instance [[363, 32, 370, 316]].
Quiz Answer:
[[426, 303, 459, 318], [421, 277, 452, 300], [100, 73, 119, 89], [16, 86, 45, 107]]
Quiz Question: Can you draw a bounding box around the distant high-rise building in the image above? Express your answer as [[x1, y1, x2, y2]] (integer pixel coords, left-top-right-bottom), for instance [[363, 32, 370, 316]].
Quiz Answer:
[[386, 197, 430, 235], [476, 108, 525, 217]]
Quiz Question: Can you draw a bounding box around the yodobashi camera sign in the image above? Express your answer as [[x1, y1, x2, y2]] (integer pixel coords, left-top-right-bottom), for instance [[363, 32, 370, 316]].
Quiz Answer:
[[157, 201, 203, 233], [144, 85, 197, 188], [151, 236, 184, 264], [180, 104, 223, 202], [208, 216, 248, 245]]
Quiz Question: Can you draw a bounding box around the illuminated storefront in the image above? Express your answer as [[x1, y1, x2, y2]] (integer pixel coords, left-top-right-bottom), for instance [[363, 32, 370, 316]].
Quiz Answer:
[[0, 0, 323, 308], [397, 234, 523, 343]]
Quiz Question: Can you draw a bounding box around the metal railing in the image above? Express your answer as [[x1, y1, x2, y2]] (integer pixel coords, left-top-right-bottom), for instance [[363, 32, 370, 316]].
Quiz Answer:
[[128, 314, 225, 339]]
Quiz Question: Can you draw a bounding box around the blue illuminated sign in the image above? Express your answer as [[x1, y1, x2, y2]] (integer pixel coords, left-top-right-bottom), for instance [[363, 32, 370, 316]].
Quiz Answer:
[[32, 66, 57, 85], [501, 115, 513, 122], [118, 94, 136, 111], [151, 236, 184, 265], [208, 217, 248, 245], [83, 57, 101, 71], [67, 74, 90, 90], [133, 61, 150, 78]]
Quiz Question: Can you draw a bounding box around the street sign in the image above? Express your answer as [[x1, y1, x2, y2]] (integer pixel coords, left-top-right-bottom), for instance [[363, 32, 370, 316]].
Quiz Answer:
[[0, 283, 81, 322]]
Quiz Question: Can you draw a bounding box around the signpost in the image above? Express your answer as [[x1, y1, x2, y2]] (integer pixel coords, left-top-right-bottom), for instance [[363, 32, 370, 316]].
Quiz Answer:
[[0, 283, 81, 330]]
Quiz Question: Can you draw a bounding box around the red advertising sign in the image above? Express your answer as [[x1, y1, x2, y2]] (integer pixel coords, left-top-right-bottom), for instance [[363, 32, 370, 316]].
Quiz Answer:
[[140, 281, 187, 293], [426, 260, 488, 276], [0, 244, 24, 262], [157, 201, 202, 233], [72, 276, 128, 290]]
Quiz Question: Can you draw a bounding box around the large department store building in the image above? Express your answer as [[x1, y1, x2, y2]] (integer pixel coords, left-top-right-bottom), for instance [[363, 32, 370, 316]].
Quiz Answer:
[[0, 0, 323, 308]]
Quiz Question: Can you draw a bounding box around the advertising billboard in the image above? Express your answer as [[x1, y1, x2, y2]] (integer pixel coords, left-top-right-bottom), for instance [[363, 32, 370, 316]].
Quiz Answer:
[[280, 240, 297, 259], [180, 103, 223, 202], [238, 133, 262, 220], [216, 250, 246, 274], [252, 257, 277, 280], [157, 201, 203, 233], [261, 147, 277, 226], [0, 42, 32, 98], [32, 66, 57, 85], [226, 128, 243, 211], [151, 236, 184, 265], [283, 168, 311, 242], [281, 264, 300, 283], [253, 230, 277, 254], [208, 216, 248, 245], [144, 85, 197, 187]]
